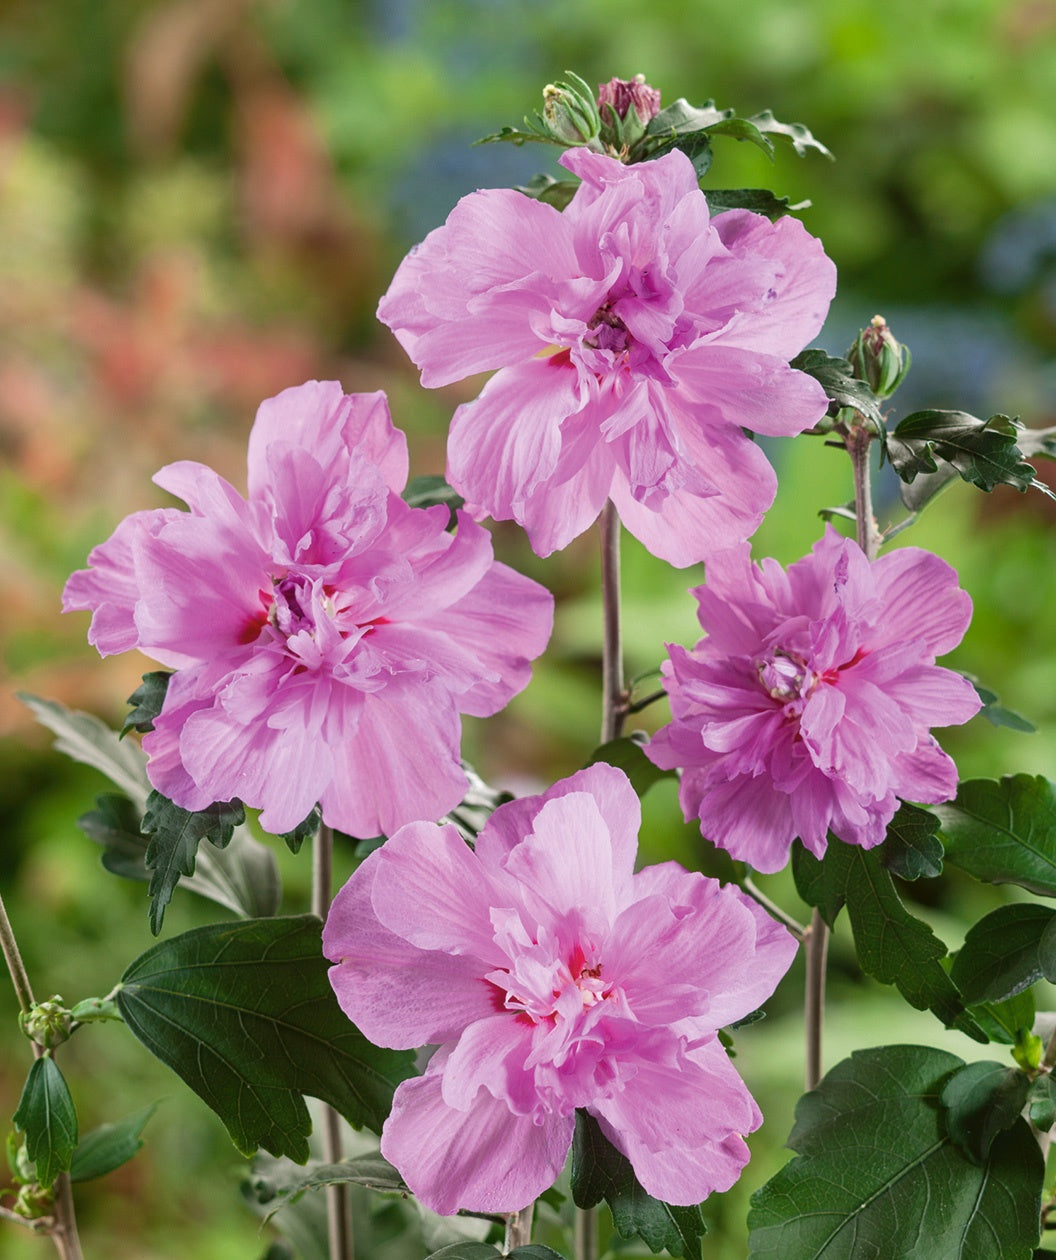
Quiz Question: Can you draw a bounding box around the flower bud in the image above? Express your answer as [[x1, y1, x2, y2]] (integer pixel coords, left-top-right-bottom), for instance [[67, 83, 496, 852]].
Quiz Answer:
[[541, 75, 601, 147], [848, 314, 910, 399], [597, 74, 662, 147], [19, 996, 72, 1050]]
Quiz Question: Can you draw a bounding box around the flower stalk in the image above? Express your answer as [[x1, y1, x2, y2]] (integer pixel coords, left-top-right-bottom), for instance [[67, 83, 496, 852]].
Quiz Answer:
[[313, 823, 354, 1260], [0, 892, 84, 1260], [599, 499, 627, 744]]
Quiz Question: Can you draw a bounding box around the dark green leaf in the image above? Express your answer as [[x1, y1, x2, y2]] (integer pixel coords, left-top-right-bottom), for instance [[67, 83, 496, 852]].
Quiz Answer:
[[20, 693, 150, 802], [940, 1060, 1031, 1163], [702, 116, 777, 158], [515, 173, 579, 211], [699, 188, 804, 218], [78, 792, 149, 881], [587, 733, 676, 799], [425, 1247, 502, 1260], [402, 475, 465, 528], [508, 1250, 569, 1260], [885, 410, 1050, 497], [279, 806, 321, 855], [116, 916, 416, 1161], [142, 791, 245, 934], [571, 1111, 705, 1257], [967, 989, 1037, 1046], [1012, 423, 1056, 461], [788, 350, 884, 426], [951, 904, 1056, 1004], [69, 1104, 156, 1182], [792, 841, 983, 1039], [122, 671, 172, 736], [13, 1055, 78, 1189], [936, 775, 1056, 897], [1028, 1075, 1056, 1131], [880, 802, 944, 880], [747, 1045, 1043, 1258]]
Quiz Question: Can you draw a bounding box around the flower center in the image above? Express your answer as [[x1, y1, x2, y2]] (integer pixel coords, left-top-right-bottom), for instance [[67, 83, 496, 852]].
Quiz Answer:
[[756, 649, 816, 703], [584, 302, 632, 354]]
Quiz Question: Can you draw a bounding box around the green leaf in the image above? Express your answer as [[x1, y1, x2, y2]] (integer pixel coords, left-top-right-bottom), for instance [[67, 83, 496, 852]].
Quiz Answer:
[[967, 988, 1036, 1047], [587, 733, 676, 799], [970, 679, 1037, 733], [515, 173, 579, 211], [699, 188, 804, 218], [142, 790, 245, 934], [20, 693, 149, 803], [885, 410, 1050, 497], [442, 763, 515, 841], [279, 806, 321, 855], [791, 841, 983, 1039], [745, 110, 833, 159], [1027, 1075, 1056, 1131], [645, 97, 733, 138], [116, 916, 415, 1162], [256, 1154, 408, 1225], [69, 1104, 156, 1182], [13, 1055, 78, 1189], [788, 350, 885, 427], [940, 1060, 1031, 1163], [571, 1110, 705, 1257], [402, 475, 465, 528], [748, 1046, 1043, 1258], [69, 995, 123, 1024], [508, 1250, 569, 1260], [935, 775, 1056, 896], [78, 792, 149, 881], [880, 802, 944, 880], [425, 1247, 501, 1260], [950, 903, 1056, 1003], [122, 671, 171, 736]]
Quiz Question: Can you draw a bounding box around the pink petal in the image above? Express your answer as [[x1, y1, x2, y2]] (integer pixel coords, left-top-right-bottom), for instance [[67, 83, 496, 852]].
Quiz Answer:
[[381, 1061, 573, 1215], [870, 545, 974, 656]]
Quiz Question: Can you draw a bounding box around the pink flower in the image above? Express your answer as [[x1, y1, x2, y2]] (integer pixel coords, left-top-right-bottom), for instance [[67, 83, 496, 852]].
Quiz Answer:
[[377, 147, 836, 565], [63, 381, 553, 838], [323, 763, 797, 1214], [646, 527, 982, 873]]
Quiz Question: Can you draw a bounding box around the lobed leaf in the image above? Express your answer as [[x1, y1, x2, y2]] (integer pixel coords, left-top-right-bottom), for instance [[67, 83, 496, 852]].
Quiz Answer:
[[13, 1055, 78, 1189], [880, 802, 944, 881], [792, 841, 983, 1040], [571, 1111, 705, 1257], [748, 1046, 1042, 1258], [788, 350, 884, 427], [20, 692, 149, 803], [885, 410, 1049, 497], [702, 188, 806, 218], [940, 1060, 1031, 1164], [69, 1104, 156, 1182], [122, 671, 171, 736], [116, 915, 416, 1162], [142, 791, 246, 935], [935, 775, 1056, 896], [950, 903, 1056, 1004]]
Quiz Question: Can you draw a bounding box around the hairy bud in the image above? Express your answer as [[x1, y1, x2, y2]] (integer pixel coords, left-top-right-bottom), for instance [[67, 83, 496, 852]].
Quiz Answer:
[[848, 314, 910, 399]]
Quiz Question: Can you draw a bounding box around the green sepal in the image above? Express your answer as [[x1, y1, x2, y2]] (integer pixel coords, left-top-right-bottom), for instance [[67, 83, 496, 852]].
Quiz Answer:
[[935, 775, 1056, 897], [122, 671, 172, 736], [940, 1060, 1032, 1164], [69, 1103, 156, 1182], [788, 349, 885, 427], [791, 840, 984, 1040], [571, 1110, 705, 1257], [12, 1055, 78, 1189], [142, 790, 245, 935], [950, 903, 1056, 1004], [116, 915, 415, 1162], [747, 1045, 1043, 1258]]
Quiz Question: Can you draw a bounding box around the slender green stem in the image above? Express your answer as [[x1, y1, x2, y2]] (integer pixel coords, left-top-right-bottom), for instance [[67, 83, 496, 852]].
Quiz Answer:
[[599, 500, 626, 744], [803, 907, 829, 1091], [575, 1199, 597, 1260], [313, 823, 354, 1260], [847, 425, 881, 562], [1, 894, 84, 1260], [504, 1205, 534, 1250], [742, 877, 806, 941]]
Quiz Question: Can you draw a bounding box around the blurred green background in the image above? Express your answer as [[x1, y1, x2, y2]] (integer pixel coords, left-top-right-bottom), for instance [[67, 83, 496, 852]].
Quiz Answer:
[[3, 0, 1056, 1255]]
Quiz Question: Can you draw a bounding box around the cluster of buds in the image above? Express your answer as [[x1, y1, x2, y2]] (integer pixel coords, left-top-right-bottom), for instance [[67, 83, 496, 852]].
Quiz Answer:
[[849, 314, 910, 399], [538, 72, 662, 155], [18, 996, 72, 1050]]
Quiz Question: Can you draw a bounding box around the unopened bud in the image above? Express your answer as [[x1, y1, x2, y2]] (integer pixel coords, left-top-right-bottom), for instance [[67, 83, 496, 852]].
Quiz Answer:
[[848, 315, 910, 399], [597, 74, 661, 147], [541, 76, 601, 147], [19, 996, 72, 1050]]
